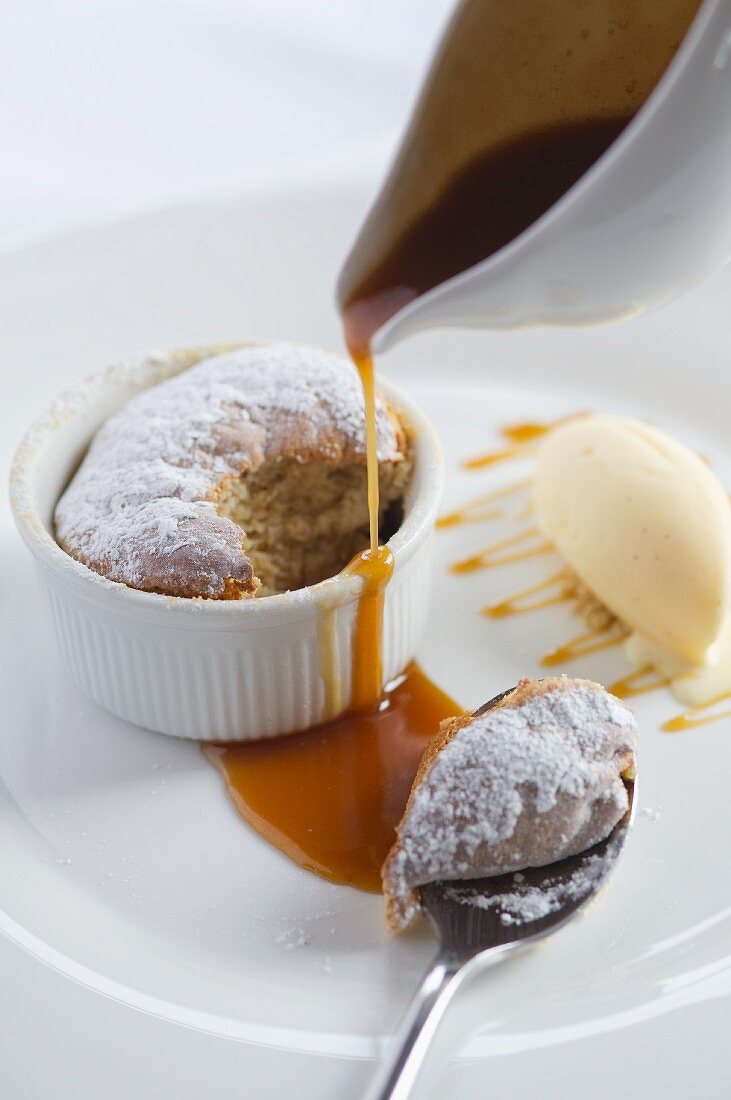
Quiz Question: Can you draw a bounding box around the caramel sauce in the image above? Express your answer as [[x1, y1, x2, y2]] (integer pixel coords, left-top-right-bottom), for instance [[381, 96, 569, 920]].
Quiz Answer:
[[450, 526, 552, 575], [662, 694, 731, 734], [540, 624, 629, 668], [463, 423, 554, 471], [609, 666, 671, 700], [340, 348, 400, 714], [353, 352, 381, 553], [483, 571, 572, 619], [461, 443, 533, 471], [204, 665, 463, 891], [343, 544, 394, 712], [462, 417, 589, 470], [437, 478, 530, 529], [502, 423, 554, 445]]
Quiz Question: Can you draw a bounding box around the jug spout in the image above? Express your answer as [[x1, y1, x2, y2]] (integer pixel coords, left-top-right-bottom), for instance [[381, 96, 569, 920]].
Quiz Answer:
[[340, 0, 730, 356]]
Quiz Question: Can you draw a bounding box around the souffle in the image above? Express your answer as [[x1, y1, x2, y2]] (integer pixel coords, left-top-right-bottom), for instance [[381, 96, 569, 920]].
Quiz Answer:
[[382, 677, 637, 931], [55, 343, 412, 598]]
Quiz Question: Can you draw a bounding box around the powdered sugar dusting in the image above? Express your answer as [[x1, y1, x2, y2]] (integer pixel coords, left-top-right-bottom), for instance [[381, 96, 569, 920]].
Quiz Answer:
[[444, 850, 609, 926], [383, 679, 637, 930], [54, 343, 403, 598]]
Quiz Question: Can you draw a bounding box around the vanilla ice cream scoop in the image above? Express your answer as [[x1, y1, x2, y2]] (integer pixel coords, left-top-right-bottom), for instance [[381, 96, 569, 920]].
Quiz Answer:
[[534, 416, 731, 673]]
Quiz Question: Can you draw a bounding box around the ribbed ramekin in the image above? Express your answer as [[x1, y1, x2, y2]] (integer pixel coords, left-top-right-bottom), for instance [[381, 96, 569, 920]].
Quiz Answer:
[[9, 344, 443, 741]]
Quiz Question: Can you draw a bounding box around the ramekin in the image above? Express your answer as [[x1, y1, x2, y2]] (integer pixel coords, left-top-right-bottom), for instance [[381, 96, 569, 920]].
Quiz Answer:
[[10, 343, 443, 741]]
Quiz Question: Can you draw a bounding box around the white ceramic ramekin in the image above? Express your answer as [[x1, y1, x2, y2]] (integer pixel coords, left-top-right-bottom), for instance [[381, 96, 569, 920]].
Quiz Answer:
[[10, 344, 443, 741]]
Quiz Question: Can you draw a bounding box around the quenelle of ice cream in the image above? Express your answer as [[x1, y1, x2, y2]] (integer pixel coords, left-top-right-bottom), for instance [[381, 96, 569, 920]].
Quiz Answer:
[[533, 415, 731, 705]]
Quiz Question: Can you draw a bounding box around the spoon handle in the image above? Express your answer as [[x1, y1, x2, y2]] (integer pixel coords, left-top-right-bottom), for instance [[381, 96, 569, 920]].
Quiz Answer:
[[363, 955, 465, 1100]]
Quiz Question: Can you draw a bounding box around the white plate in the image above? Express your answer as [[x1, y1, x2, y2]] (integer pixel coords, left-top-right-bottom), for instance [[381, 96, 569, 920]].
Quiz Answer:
[[1, 150, 730, 1099]]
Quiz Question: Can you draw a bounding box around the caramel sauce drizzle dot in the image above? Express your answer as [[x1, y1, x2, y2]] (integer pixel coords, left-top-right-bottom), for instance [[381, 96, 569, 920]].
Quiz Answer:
[[662, 693, 731, 733], [437, 477, 530, 529], [609, 665, 671, 700], [450, 525, 552, 574], [540, 622, 630, 668], [503, 422, 553, 444], [483, 570, 572, 619]]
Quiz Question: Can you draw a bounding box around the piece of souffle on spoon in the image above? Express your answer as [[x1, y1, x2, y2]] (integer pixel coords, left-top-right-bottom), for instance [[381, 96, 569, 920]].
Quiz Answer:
[[366, 677, 638, 1100]]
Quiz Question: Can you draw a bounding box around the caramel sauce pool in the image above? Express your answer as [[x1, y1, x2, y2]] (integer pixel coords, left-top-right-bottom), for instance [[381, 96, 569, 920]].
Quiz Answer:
[[205, 665, 462, 891]]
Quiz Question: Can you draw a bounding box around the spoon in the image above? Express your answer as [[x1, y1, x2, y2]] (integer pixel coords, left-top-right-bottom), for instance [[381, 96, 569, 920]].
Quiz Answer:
[[364, 689, 637, 1100]]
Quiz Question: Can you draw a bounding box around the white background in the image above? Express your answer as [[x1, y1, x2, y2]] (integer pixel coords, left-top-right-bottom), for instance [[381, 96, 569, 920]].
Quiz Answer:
[[2, 0, 454, 239]]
